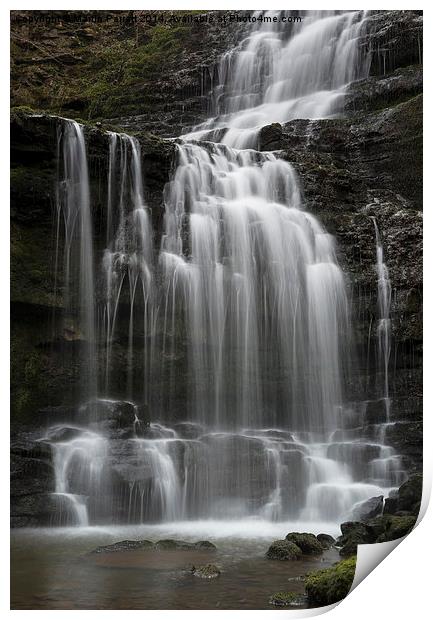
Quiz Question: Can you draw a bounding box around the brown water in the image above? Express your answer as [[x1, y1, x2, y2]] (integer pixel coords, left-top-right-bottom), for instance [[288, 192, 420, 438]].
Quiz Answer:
[[10, 523, 340, 610]]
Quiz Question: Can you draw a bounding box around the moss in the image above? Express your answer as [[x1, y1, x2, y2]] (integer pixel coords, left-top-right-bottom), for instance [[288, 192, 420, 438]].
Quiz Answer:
[[305, 556, 357, 606], [285, 532, 324, 555], [376, 515, 417, 542]]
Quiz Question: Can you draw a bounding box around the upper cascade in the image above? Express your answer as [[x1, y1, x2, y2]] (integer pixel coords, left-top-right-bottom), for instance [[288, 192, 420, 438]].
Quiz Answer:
[[184, 10, 370, 147]]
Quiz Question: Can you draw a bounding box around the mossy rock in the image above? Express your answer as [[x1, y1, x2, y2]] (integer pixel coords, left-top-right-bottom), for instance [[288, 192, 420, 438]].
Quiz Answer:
[[285, 532, 324, 555], [317, 533, 336, 549], [266, 539, 302, 561], [305, 556, 357, 606], [269, 591, 307, 607], [376, 515, 416, 542]]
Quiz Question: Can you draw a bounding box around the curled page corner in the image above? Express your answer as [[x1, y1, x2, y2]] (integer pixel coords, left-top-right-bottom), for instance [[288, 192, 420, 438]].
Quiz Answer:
[[350, 473, 431, 594]]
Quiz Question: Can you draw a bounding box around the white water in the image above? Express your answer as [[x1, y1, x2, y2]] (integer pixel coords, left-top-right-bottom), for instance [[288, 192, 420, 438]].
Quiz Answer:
[[186, 10, 370, 147], [372, 217, 392, 420], [45, 11, 406, 530], [56, 119, 97, 401]]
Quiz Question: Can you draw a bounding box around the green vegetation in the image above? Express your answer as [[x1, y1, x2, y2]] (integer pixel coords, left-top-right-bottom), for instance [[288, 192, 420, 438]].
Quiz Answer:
[[11, 11, 206, 120], [305, 556, 357, 606]]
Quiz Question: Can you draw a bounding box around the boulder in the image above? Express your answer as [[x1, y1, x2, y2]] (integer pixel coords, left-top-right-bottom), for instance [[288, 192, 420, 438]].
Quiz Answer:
[[266, 540, 302, 561], [376, 515, 417, 542], [396, 474, 423, 512], [305, 556, 356, 606], [192, 564, 220, 579], [337, 522, 373, 557], [317, 533, 336, 549], [285, 532, 324, 555], [269, 592, 307, 607], [383, 474, 422, 516], [351, 495, 384, 521]]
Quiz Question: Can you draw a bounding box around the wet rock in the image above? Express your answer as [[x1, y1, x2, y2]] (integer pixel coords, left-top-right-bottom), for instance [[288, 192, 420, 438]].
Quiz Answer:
[[45, 426, 84, 442], [337, 522, 373, 557], [352, 495, 384, 521], [365, 399, 389, 425], [365, 11, 423, 76], [191, 564, 220, 579], [285, 532, 324, 555], [345, 65, 423, 113], [36, 405, 75, 424], [11, 492, 72, 527], [89, 540, 154, 554], [317, 533, 336, 549], [258, 123, 282, 151], [376, 515, 416, 542], [384, 474, 422, 516], [266, 540, 302, 561], [305, 556, 356, 606], [396, 473, 423, 512], [269, 592, 307, 607]]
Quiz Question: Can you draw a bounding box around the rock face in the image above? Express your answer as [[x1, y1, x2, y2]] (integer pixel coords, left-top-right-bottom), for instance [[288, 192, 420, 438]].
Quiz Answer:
[[266, 540, 302, 561]]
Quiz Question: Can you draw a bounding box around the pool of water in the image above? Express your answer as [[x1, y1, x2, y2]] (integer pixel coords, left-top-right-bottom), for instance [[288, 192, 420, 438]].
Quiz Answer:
[[11, 520, 340, 609]]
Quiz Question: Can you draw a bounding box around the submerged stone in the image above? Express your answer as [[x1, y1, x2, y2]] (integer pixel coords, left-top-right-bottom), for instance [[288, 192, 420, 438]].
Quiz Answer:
[[269, 591, 307, 607], [155, 539, 217, 551], [266, 540, 302, 561], [89, 539, 154, 554], [192, 564, 220, 579]]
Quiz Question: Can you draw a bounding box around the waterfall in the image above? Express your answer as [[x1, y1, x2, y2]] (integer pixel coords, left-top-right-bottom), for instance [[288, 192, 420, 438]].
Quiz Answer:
[[372, 217, 392, 420], [44, 11, 406, 528], [187, 10, 371, 147], [56, 120, 97, 402]]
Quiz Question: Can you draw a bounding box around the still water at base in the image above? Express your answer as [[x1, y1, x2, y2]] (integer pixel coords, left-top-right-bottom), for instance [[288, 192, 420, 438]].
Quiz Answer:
[[11, 522, 340, 609]]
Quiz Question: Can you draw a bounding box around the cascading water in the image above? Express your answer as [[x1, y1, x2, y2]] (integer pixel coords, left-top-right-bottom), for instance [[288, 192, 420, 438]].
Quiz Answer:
[[372, 217, 392, 420], [187, 10, 371, 147], [43, 11, 406, 529]]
